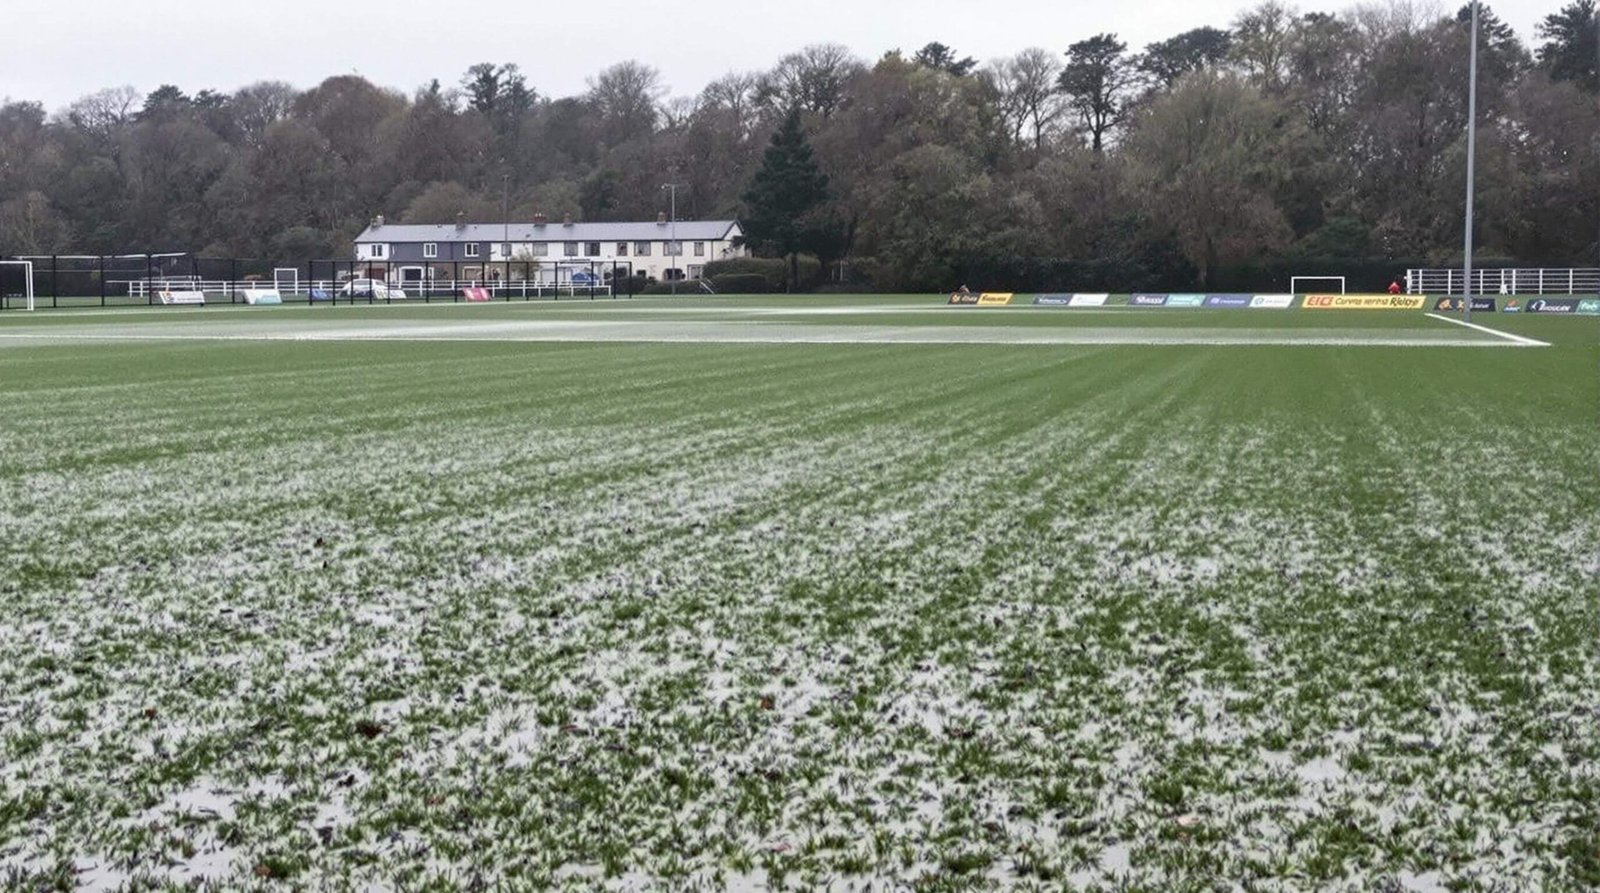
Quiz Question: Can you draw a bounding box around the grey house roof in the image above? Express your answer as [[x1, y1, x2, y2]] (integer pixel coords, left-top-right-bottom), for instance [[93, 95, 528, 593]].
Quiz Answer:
[[355, 220, 741, 243]]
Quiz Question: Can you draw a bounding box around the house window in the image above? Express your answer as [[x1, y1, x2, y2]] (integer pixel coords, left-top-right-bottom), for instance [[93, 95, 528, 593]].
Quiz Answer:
[[464, 243, 481, 258], [423, 243, 437, 259], [635, 242, 653, 257], [693, 242, 706, 257], [564, 242, 579, 257], [616, 243, 629, 257], [666, 241, 683, 256], [586, 242, 601, 257], [532, 243, 548, 257], [370, 244, 385, 258], [502, 243, 512, 258]]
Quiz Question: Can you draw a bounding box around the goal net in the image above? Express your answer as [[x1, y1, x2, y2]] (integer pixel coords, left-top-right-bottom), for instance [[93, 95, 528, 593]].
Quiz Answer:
[[0, 260, 35, 311], [1291, 276, 1346, 295]]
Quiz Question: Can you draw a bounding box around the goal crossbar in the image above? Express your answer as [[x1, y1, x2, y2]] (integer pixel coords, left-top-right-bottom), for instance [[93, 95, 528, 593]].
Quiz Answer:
[[0, 260, 35, 311]]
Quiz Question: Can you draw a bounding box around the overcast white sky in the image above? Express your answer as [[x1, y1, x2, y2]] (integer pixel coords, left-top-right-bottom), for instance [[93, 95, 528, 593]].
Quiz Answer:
[[1, 0, 1561, 112]]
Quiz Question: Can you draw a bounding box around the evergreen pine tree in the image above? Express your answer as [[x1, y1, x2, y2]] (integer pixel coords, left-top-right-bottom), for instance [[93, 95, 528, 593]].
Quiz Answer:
[[741, 108, 830, 292]]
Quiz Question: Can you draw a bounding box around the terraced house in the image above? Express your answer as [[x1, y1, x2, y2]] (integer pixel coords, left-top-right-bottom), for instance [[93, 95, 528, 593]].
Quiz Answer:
[[353, 214, 747, 287]]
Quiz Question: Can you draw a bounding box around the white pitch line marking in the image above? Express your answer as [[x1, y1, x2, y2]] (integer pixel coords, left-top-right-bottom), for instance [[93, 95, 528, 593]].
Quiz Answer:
[[0, 329, 1544, 348], [1424, 312, 1550, 347]]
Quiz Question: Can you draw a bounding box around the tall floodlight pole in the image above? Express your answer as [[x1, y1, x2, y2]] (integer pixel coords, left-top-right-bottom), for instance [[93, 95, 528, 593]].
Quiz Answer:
[[662, 183, 684, 296], [1462, 1, 1480, 322]]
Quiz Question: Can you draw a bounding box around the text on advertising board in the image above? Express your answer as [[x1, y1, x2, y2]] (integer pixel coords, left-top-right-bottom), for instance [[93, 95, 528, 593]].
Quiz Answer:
[[1303, 294, 1427, 310], [1250, 294, 1295, 309], [1433, 297, 1498, 312], [1204, 294, 1253, 308], [1525, 298, 1580, 314], [977, 292, 1015, 306], [1033, 294, 1073, 306]]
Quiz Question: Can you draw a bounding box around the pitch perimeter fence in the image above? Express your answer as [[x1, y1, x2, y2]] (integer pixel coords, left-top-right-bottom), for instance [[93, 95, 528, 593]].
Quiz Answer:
[[0, 256, 639, 309]]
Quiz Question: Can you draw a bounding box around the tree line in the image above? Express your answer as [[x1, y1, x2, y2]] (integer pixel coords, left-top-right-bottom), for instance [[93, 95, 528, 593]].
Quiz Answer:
[[0, 0, 1595, 291]]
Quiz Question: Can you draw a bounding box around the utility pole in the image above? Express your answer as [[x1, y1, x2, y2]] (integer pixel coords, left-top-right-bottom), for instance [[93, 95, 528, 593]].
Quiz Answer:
[[662, 183, 684, 296], [1462, 1, 1480, 322]]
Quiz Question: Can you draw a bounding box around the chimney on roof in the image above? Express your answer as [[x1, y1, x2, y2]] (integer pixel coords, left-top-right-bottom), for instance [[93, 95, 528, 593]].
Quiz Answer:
[[372, 214, 385, 229], [455, 212, 466, 231], [657, 212, 668, 226], [562, 214, 573, 227], [533, 213, 547, 227]]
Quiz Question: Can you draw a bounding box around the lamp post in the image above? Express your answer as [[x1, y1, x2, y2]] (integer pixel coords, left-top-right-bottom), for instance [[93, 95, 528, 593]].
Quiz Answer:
[[501, 170, 511, 290], [1461, 1, 1480, 322], [662, 183, 684, 296]]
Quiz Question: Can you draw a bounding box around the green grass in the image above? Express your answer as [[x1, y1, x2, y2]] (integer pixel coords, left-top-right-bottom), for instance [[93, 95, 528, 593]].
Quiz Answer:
[[0, 296, 1596, 889]]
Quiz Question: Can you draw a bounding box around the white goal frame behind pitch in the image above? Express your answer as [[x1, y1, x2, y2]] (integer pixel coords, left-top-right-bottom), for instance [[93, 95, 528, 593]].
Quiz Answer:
[[273, 267, 300, 294], [0, 260, 35, 311], [1291, 276, 1346, 295]]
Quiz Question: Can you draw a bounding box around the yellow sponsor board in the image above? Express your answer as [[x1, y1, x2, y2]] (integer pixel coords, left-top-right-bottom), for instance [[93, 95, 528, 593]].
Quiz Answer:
[[976, 292, 1015, 306], [1302, 294, 1427, 310]]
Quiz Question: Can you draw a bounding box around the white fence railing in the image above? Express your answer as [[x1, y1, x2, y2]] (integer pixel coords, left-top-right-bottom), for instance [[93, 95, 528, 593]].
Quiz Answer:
[[120, 278, 618, 300], [1406, 268, 1600, 295]]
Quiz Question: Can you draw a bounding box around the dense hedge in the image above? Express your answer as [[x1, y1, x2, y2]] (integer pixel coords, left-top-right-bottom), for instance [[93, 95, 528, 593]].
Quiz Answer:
[[709, 273, 772, 294], [704, 256, 823, 291]]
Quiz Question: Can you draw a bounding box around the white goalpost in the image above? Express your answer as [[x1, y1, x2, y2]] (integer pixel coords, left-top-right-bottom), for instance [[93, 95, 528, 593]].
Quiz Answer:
[[1, 260, 35, 311], [1291, 276, 1346, 295]]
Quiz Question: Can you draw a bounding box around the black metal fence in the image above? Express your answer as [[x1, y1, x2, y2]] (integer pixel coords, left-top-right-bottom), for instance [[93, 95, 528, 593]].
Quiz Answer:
[[0, 255, 639, 310]]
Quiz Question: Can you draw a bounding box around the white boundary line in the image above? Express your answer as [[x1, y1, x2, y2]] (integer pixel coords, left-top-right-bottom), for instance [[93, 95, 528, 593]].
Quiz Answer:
[[1424, 312, 1549, 347], [0, 330, 1543, 348]]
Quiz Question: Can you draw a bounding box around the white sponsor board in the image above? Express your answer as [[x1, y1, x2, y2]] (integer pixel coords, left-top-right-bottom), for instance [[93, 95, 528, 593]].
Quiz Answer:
[[1250, 294, 1295, 309], [243, 289, 283, 305], [157, 290, 205, 305], [1069, 293, 1110, 307]]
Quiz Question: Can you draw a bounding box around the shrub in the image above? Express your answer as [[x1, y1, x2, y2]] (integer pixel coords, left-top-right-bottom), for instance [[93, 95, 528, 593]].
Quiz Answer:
[[704, 255, 823, 291], [709, 273, 771, 294]]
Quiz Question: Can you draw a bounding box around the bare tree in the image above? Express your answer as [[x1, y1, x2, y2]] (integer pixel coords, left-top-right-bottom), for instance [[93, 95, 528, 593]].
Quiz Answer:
[[700, 72, 766, 139], [1232, 1, 1298, 93], [230, 81, 298, 149], [987, 48, 1063, 150], [659, 96, 700, 131], [770, 44, 865, 119], [61, 86, 141, 141], [586, 61, 664, 145], [0, 190, 72, 254]]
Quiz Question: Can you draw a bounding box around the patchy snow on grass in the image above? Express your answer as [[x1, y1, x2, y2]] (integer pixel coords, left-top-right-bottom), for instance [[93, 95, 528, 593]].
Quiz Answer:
[[0, 330, 1595, 890]]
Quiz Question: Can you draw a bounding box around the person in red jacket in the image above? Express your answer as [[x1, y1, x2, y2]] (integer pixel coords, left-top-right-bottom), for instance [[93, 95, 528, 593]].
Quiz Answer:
[[1388, 280, 1403, 295]]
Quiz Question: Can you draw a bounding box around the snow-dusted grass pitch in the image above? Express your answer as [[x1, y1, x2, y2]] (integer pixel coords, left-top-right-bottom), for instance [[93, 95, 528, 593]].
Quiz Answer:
[[0, 299, 1596, 890], [0, 296, 1553, 349]]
